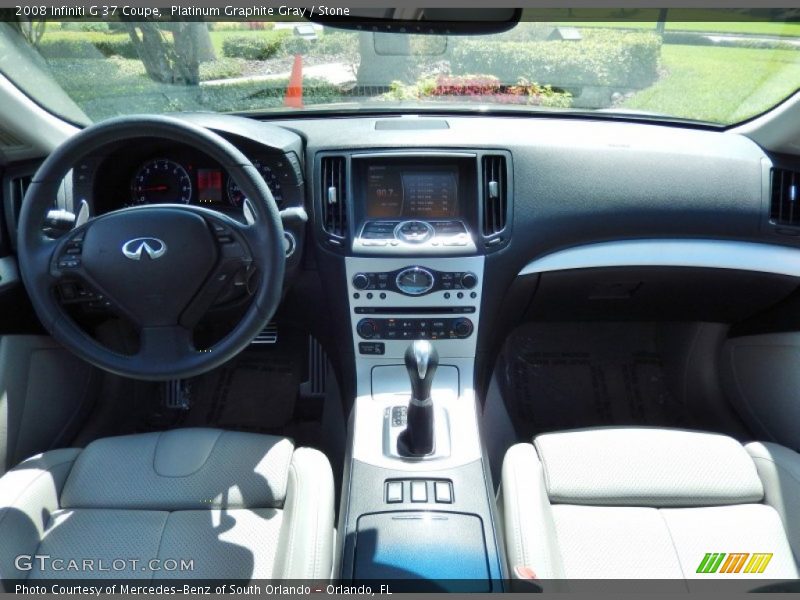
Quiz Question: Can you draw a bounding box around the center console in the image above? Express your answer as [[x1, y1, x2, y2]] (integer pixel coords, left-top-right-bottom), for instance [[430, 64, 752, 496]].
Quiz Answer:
[[324, 150, 510, 590]]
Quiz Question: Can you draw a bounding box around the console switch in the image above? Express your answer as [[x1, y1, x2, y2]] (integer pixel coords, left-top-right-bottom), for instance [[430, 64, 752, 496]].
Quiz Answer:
[[386, 481, 403, 504], [410, 481, 428, 503], [434, 481, 453, 504]]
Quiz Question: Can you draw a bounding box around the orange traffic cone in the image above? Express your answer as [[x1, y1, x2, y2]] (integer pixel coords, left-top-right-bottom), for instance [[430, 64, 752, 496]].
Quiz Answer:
[[284, 54, 304, 108]]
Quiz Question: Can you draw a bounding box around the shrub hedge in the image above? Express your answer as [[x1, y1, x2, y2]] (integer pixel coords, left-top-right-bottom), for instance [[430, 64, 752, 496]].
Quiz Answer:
[[449, 29, 661, 91], [39, 33, 142, 60], [221, 31, 290, 60], [386, 74, 572, 108]]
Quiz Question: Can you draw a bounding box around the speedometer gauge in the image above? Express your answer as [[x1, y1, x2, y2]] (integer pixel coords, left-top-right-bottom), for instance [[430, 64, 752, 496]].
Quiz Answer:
[[227, 160, 284, 208], [131, 159, 192, 205]]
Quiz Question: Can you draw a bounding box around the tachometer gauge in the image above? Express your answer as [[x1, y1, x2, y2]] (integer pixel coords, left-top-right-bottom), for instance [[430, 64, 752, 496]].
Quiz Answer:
[[131, 159, 192, 205], [227, 160, 284, 208]]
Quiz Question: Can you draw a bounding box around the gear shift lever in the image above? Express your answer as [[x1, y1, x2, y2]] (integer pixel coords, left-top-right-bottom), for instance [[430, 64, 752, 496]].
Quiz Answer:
[[399, 340, 439, 456]]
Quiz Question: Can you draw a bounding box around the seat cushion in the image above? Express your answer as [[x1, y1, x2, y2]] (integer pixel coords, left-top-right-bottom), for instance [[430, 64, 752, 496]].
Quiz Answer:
[[534, 427, 764, 506], [501, 427, 800, 585], [0, 429, 334, 587], [61, 428, 295, 510]]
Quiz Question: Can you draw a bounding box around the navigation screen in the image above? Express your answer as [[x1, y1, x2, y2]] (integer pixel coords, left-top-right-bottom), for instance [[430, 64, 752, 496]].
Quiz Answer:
[[366, 165, 459, 219]]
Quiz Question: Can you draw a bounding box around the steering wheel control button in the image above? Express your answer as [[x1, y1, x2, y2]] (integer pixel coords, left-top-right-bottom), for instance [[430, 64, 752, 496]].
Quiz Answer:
[[386, 481, 403, 504], [358, 341, 385, 355], [58, 257, 81, 269], [410, 481, 428, 503], [434, 481, 453, 504]]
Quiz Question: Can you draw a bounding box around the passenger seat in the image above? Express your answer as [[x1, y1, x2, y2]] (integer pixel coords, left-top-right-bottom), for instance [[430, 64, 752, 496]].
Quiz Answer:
[[499, 427, 800, 587]]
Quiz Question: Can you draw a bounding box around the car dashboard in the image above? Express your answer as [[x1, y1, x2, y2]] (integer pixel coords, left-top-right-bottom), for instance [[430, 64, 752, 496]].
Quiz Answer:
[[4, 110, 800, 587]]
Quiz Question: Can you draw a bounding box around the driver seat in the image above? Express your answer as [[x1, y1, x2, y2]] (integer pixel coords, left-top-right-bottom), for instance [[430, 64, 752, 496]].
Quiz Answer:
[[0, 428, 335, 586]]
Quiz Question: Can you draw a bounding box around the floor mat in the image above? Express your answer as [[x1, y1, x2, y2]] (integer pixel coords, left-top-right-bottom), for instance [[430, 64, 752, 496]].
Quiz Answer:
[[499, 322, 697, 438], [75, 330, 311, 444]]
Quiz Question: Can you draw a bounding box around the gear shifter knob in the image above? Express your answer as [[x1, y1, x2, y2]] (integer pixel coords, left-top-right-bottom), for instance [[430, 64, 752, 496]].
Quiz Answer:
[[401, 340, 439, 456], [404, 340, 439, 402]]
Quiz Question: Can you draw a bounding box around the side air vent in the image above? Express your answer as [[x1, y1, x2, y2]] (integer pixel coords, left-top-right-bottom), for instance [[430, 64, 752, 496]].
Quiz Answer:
[[482, 155, 507, 236], [320, 156, 347, 239], [3, 174, 31, 250], [771, 168, 800, 227], [9, 174, 31, 227]]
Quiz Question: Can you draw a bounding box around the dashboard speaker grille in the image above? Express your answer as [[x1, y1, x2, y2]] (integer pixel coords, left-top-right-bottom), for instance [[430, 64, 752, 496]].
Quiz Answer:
[[771, 168, 800, 227], [320, 155, 347, 238], [482, 155, 507, 236]]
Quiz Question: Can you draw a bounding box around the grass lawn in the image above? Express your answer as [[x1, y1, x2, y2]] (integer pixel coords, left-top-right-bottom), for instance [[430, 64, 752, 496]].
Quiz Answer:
[[544, 8, 800, 37], [622, 45, 800, 123], [559, 20, 800, 38]]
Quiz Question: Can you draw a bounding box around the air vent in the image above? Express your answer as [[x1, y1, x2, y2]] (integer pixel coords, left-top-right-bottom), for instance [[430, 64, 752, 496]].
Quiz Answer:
[[320, 156, 347, 238], [10, 174, 31, 226], [771, 168, 800, 227], [482, 155, 507, 236]]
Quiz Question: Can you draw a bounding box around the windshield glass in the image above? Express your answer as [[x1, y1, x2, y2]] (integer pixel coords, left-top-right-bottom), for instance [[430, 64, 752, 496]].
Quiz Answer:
[[3, 9, 800, 126]]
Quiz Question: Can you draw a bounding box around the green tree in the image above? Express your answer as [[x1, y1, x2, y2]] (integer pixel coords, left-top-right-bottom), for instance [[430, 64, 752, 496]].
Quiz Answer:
[[10, 18, 46, 47], [122, 21, 215, 86]]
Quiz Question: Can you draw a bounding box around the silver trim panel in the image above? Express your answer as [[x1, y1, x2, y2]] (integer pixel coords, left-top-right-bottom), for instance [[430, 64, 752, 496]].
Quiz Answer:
[[519, 239, 800, 278]]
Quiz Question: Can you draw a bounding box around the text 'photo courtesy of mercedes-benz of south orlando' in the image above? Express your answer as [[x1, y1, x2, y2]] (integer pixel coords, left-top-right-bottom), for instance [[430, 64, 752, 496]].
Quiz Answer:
[[0, 0, 799, 598]]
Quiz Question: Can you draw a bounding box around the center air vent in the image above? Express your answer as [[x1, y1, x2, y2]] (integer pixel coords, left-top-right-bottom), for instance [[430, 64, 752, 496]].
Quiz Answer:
[[320, 156, 347, 239], [770, 167, 800, 228], [482, 155, 508, 236]]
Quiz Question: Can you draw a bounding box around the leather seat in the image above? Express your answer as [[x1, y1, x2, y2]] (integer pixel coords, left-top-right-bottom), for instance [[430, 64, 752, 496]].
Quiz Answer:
[[0, 428, 335, 587], [500, 427, 800, 587]]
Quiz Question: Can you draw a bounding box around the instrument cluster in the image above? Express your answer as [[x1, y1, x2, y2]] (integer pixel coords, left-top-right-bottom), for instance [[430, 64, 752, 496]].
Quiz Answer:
[[129, 156, 285, 210], [87, 139, 302, 217]]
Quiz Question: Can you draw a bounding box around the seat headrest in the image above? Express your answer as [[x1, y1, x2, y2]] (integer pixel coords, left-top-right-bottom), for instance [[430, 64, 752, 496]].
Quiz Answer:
[[534, 428, 764, 507], [61, 428, 295, 510]]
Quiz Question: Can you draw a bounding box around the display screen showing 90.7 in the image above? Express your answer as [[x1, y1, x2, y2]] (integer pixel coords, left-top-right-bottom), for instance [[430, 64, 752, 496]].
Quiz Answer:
[[366, 165, 459, 219]]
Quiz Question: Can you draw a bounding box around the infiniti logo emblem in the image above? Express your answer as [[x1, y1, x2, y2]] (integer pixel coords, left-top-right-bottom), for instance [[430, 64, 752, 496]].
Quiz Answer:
[[121, 237, 167, 261]]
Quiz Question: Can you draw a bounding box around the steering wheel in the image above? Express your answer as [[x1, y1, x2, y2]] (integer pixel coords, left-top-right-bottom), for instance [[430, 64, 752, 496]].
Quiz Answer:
[[17, 115, 285, 381]]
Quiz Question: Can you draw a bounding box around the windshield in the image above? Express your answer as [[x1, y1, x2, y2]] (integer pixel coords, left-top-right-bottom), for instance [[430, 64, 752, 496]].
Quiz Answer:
[[3, 9, 800, 126]]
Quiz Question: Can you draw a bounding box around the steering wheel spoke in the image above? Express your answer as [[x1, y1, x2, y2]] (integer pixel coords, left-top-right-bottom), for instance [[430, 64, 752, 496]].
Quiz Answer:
[[138, 325, 195, 363]]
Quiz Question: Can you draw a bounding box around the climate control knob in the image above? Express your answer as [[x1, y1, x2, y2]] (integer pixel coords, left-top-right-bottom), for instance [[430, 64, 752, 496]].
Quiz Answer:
[[461, 272, 478, 289], [357, 319, 378, 339], [352, 273, 370, 290], [453, 318, 474, 338]]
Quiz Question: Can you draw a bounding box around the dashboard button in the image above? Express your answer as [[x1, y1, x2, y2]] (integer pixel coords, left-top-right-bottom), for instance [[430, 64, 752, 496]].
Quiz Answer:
[[357, 319, 378, 339], [461, 272, 478, 289], [386, 481, 403, 503], [434, 481, 453, 504], [410, 481, 427, 502], [352, 273, 370, 289]]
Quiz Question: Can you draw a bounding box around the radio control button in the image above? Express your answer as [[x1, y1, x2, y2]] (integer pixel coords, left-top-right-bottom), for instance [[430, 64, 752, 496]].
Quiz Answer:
[[461, 272, 478, 289], [352, 273, 370, 290]]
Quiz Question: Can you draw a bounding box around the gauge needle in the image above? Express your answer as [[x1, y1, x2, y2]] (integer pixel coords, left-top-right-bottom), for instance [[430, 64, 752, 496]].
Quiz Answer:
[[139, 185, 169, 192]]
